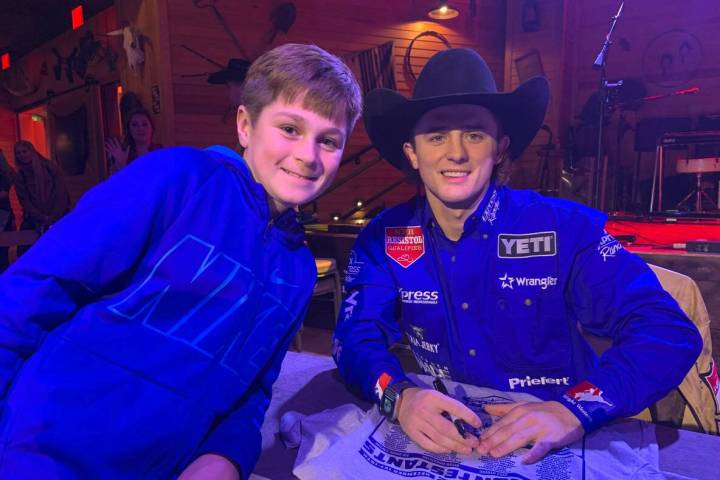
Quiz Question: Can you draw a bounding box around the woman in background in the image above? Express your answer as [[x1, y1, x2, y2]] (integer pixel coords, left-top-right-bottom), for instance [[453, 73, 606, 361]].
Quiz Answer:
[[0, 149, 16, 271], [104, 109, 162, 173], [13, 140, 70, 234]]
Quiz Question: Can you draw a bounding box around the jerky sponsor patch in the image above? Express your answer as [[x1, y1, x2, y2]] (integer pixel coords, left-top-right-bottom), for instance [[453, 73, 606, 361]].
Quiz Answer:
[[498, 231, 557, 258], [385, 226, 425, 268]]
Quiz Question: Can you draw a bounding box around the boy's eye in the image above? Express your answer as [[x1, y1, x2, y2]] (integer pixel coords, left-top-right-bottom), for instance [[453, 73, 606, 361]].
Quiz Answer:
[[280, 125, 299, 136], [319, 137, 340, 151]]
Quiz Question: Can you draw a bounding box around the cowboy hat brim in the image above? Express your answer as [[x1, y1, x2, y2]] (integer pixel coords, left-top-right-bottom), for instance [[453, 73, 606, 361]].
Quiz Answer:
[[363, 76, 550, 175]]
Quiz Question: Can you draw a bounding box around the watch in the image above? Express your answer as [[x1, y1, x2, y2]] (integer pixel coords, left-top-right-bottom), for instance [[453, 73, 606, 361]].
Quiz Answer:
[[380, 380, 416, 423]]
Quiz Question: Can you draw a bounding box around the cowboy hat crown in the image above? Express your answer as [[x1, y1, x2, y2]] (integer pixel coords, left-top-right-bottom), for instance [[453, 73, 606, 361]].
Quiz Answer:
[[363, 48, 549, 173]]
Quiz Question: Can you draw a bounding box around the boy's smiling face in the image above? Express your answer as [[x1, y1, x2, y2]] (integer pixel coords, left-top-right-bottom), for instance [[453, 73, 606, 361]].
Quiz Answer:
[[237, 98, 347, 214]]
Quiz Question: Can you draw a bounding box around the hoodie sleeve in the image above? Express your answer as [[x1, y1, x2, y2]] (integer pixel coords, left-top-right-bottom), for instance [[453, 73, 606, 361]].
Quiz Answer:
[[0, 147, 221, 397], [193, 304, 306, 479], [557, 210, 702, 432]]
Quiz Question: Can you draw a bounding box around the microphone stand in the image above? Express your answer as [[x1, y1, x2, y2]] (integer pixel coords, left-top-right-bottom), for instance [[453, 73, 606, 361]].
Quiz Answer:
[[591, 1, 624, 210]]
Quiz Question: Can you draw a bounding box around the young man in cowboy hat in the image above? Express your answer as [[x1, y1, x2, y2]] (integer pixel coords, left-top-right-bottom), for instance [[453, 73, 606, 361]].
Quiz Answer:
[[333, 48, 701, 462]]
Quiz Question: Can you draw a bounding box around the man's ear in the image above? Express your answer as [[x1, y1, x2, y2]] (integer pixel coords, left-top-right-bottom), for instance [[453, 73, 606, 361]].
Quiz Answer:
[[236, 106, 252, 148], [403, 142, 419, 170], [496, 135, 511, 165]]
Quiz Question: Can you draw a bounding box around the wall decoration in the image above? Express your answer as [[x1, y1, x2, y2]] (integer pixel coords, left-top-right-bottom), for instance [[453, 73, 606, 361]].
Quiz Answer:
[[346, 41, 396, 96], [106, 25, 145, 74], [642, 29, 703, 88], [0, 64, 38, 97]]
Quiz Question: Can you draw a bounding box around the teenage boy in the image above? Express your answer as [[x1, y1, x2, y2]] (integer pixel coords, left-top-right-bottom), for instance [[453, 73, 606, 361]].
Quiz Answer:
[[333, 48, 701, 463], [0, 43, 361, 479]]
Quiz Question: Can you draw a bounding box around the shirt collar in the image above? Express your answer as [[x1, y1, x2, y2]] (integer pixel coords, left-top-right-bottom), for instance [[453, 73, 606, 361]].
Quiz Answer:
[[420, 182, 501, 236]]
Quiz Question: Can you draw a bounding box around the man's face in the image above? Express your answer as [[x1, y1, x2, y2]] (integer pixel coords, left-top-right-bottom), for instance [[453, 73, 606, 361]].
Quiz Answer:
[[236, 98, 347, 214], [403, 104, 509, 211]]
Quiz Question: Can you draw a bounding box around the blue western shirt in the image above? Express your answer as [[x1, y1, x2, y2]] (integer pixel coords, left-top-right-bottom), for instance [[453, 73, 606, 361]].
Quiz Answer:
[[334, 184, 701, 431]]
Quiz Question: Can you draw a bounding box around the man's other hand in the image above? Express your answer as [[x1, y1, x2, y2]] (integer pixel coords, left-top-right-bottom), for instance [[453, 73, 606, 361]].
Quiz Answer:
[[398, 387, 482, 454], [477, 401, 584, 463]]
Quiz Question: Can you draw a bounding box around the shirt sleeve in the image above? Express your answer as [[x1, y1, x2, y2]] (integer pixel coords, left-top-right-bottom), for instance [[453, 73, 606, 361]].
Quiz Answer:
[[557, 211, 702, 432], [332, 220, 411, 402], [194, 305, 306, 479], [0, 147, 221, 397]]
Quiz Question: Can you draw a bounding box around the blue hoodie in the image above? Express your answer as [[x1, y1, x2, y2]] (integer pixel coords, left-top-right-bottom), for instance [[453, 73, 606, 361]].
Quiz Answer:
[[0, 146, 316, 478], [333, 184, 702, 432]]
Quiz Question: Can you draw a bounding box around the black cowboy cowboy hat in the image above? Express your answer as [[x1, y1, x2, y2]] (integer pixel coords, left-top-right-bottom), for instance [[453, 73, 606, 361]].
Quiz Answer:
[[208, 58, 252, 85], [363, 48, 550, 174]]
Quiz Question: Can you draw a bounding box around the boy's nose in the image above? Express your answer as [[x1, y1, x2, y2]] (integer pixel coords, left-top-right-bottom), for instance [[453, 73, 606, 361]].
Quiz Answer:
[[294, 138, 319, 166]]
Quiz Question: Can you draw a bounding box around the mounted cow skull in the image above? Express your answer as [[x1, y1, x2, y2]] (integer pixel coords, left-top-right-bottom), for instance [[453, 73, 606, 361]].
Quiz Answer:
[[107, 26, 145, 73]]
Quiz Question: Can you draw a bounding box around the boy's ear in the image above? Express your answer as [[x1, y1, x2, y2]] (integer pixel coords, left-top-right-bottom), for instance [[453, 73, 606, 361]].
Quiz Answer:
[[403, 142, 419, 170], [236, 106, 252, 148]]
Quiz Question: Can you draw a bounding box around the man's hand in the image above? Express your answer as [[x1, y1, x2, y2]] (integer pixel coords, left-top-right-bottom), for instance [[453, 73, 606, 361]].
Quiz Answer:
[[398, 387, 482, 454], [178, 453, 240, 480], [477, 401, 584, 464]]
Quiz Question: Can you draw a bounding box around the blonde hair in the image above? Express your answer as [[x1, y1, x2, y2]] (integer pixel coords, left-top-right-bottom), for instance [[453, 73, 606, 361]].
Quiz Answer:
[[241, 43, 362, 133]]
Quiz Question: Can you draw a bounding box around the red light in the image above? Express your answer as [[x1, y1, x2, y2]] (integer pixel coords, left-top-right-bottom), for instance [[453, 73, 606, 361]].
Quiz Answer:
[[1, 53, 9, 71], [71, 5, 84, 30]]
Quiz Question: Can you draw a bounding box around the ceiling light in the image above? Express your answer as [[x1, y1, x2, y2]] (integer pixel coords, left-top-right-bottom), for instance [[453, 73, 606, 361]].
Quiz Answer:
[[428, 2, 459, 20]]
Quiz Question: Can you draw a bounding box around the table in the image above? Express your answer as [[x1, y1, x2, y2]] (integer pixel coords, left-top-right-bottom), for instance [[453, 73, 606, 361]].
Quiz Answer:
[[253, 352, 720, 479]]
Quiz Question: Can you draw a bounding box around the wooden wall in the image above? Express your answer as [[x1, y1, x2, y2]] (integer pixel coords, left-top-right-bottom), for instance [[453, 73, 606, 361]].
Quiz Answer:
[[166, 0, 506, 221]]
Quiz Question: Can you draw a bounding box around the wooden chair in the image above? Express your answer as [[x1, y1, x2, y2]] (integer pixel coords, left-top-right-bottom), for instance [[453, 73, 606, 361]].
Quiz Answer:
[[293, 258, 342, 352]]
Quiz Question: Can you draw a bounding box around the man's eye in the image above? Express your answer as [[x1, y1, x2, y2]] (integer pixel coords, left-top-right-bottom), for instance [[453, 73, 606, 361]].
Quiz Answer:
[[465, 131, 486, 142], [428, 134, 445, 143]]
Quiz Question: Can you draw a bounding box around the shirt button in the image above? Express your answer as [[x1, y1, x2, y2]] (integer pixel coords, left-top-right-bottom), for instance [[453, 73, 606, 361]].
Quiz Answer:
[[461, 302, 469, 310], [524, 298, 533, 306], [482, 233, 488, 240], [469, 348, 477, 357], [497, 299, 506, 310], [451, 255, 456, 263]]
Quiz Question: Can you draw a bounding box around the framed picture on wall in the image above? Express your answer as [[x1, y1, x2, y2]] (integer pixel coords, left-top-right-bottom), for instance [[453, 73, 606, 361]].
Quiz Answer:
[[515, 50, 544, 83]]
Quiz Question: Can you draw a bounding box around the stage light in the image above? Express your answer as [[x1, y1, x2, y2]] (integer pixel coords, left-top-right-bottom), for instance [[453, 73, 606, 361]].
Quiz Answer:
[[355, 199, 364, 208], [331, 212, 341, 222], [1, 53, 9, 71], [428, 2, 459, 20]]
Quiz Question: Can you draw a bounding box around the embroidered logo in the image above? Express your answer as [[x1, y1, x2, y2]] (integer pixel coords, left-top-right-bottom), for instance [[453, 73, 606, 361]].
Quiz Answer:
[[399, 289, 439, 305], [344, 250, 365, 283], [498, 273, 557, 290], [407, 324, 440, 354], [385, 226, 425, 268], [374, 372, 392, 400], [598, 230, 623, 262], [567, 381, 613, 407], [481, 189, 500, 225], [498, 231, 557, 258], [499, 273, 515, 289]]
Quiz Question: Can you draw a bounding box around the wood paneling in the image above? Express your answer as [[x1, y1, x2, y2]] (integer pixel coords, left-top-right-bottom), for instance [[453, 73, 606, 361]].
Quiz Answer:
[[166, 0, 506, 221]]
